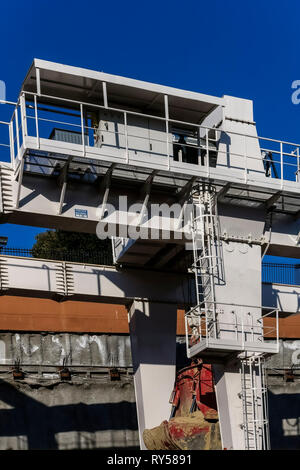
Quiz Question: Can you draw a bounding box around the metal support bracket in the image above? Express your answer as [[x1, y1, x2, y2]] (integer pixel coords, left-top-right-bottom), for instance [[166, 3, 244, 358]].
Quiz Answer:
[[57, 156, 73, 215], [261, 191, 282, 210], [15, 155, 25, 209], [217, 182, 231, 201], [137, 170, 157, 226], [98, 163, 115, 220]]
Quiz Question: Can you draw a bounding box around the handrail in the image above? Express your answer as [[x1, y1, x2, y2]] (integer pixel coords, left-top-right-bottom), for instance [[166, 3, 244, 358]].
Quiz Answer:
[[185, 303, 279, 352], [187, 299, 279, 313], [20, 90, 300, 148], [0, 246, 113, 266], [2, 91, 300, 186]]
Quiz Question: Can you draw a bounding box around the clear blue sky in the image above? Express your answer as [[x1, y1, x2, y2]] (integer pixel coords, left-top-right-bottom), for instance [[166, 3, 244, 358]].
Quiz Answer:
[[0, 0, 300, 259]]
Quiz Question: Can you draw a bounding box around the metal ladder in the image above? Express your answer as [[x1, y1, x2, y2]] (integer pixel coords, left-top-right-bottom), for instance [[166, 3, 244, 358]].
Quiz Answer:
[[240, 354, 270, 450], [190, 184, 222, 339]]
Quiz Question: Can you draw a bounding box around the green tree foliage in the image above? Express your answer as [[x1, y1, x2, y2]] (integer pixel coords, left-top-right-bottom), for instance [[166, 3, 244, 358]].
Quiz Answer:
[[32, 230, 113, 265]]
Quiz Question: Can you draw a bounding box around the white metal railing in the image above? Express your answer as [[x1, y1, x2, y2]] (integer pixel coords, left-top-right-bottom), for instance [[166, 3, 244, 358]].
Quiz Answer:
[[1, 93, 300, 186], [240, 355, 270, 450], [0, 99, 23, 170], [185, 301, 279, 356]]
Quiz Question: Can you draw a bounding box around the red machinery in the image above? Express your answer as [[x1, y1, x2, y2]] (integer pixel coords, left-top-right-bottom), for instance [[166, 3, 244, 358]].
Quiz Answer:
[[143, 359, 221, 450]]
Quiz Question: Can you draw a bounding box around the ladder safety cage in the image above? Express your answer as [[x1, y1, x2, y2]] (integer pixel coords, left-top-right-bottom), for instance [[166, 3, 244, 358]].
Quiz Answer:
[[240, 354, 271, 450]]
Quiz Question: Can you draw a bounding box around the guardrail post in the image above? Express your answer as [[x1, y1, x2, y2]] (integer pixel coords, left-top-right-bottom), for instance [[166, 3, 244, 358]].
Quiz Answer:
[[206, 128, 210, 177], [15, 108, 20, 160], [9, 121, 15, 169], [185, 314, 189, 357], [241, 312, 245, 349], [124, 111, 129, 163], [280, 141, 283, 188], [20, 93, 27, 141], [276, 309, 279, 352], [164, 95, 170, 170], [244, 135, 248, 183], [80, 103, 85, 157], [34, 95, 40, 149]]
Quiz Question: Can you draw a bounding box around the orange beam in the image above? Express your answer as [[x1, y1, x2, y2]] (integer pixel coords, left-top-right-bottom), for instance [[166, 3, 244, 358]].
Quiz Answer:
[[0, 295, 129, 333], [0, 295, 186, 335], [264, 314, 300, 339], [0, 296, 298, 339]]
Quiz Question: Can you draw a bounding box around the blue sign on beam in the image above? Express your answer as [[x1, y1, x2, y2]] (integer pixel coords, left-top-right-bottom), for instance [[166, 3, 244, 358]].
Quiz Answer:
[[75, 209, 88, 219]]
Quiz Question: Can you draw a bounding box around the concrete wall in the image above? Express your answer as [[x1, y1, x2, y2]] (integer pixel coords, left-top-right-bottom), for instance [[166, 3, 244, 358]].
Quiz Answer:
[[0, 332, 133, 367], [0, 332, 189, 451], [0, 331, 298, 450], [0, 379, 138, 450], [262, 340, 300, 450], [0, 332, 139, 450], [268, 383, 300, 450], [266, 339, 300, 369]]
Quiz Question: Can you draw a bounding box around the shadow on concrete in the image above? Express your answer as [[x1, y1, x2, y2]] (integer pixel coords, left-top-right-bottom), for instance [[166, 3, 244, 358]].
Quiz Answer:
[[0, 379, 139, 450], [268, 389, 300, 449]]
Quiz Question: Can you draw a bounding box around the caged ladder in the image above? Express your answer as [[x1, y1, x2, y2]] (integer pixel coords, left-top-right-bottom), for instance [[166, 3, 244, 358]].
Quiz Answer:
[[240, 354, 270, 450], [187, 184, 273, 450], [189, 184, 222, 340]]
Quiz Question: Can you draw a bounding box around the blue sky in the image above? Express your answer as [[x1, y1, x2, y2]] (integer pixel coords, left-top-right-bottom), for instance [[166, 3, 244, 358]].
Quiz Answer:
[[0, 0, 300, 258]]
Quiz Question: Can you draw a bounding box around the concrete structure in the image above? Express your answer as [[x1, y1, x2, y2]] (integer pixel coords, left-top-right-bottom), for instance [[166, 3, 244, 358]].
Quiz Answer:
[[0, 260, 294, 449], [1, 59, 300, 449]]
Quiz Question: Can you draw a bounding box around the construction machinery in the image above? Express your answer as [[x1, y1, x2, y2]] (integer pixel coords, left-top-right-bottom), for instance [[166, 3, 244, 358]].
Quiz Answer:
[[143, 359, 221, 450]]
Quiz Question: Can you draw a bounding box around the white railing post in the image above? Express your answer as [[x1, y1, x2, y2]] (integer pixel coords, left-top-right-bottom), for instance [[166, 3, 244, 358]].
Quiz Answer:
[[80, 103, 85, 157], [198, 126, 201, 166], [205, 309, 208, 346], [244, 135, 248, 183], [199, 315, 202, 342], [164, 95, 170, 170], [297, 147, 300, 182], [124, 111, 129, 163], [206, 128, 210, 177], [15, 108, 20, 160], [9, 121, 15, 169], [280, 141, 283, 188], [20, 93, 27, 142], [276, 309, 279, 352], [102, 82, 108, 108], [241, 312, 245, 349], [34, 95, 40, 149], [185, 315, 189, 356]]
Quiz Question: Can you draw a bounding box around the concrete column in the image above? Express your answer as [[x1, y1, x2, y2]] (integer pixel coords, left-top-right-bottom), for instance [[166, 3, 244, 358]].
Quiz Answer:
[[213, 360, 244, 450], [128, 300, 177, 449], [213, 206, 265, 449]]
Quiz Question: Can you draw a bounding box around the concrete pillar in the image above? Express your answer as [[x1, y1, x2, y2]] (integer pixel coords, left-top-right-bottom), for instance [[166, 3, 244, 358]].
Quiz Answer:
[[213, 207, 265, 449], [128, 300, 177, 449], [213, 360, 244, 450]]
